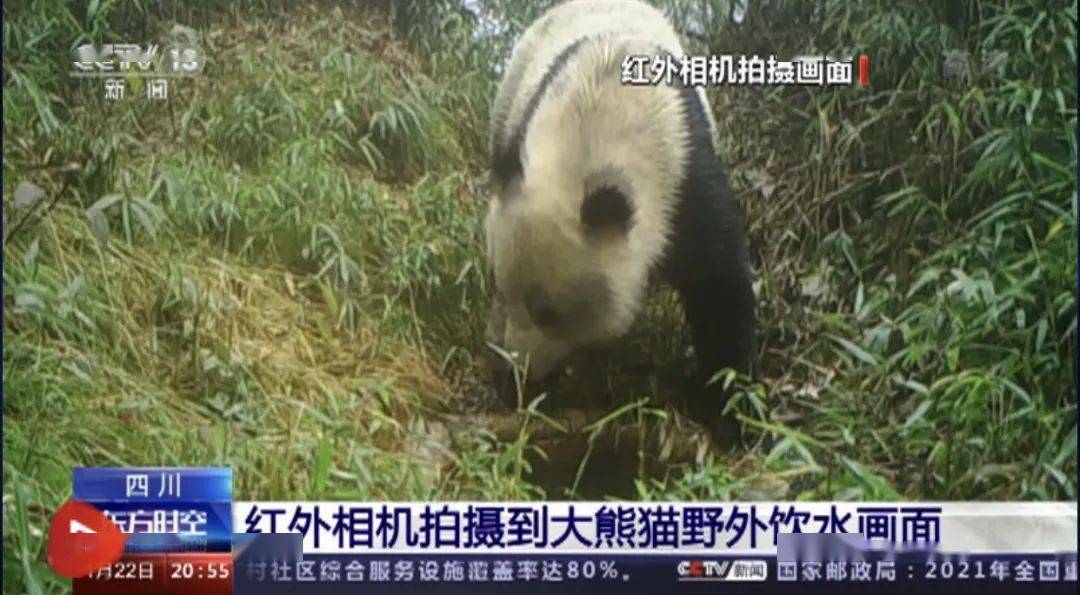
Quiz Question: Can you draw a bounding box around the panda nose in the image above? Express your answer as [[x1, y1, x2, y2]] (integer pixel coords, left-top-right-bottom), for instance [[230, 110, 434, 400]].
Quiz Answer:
[[524, 284, 560, 328]]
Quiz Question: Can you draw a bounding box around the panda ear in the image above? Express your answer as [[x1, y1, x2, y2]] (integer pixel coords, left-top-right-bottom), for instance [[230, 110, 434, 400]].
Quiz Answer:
[[581, 185, 634, 236], [492, 148, 523, 198]]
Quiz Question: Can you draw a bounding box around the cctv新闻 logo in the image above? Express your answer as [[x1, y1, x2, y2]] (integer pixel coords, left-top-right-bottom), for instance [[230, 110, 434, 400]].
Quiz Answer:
[[677, 559, 768, 582]]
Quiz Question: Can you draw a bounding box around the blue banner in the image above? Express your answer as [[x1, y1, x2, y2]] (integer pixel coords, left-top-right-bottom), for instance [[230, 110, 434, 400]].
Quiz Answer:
[[73, 467, 232, 503], [72, 467, 233, 555], [92, 501, 233, 552]]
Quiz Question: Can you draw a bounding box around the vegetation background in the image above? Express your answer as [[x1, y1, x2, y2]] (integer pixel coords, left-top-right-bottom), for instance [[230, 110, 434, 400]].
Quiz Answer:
[[3, 0, 1076, 592]]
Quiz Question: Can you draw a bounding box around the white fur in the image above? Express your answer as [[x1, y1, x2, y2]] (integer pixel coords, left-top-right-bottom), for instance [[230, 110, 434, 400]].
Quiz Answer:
[[486, 0, 714, 378], [492, 0, 717, 155]]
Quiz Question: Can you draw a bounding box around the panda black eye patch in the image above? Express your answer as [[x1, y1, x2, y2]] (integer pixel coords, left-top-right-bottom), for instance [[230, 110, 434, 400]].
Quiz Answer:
[[581, 185, 634, 234], [524, 284, 561, 328]]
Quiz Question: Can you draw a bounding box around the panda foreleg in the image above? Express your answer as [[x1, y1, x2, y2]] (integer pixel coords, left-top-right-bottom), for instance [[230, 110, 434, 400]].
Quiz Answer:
[[663, 157, 756, 442], [663, 84, 758, 442], [674, 257, 756, 441]]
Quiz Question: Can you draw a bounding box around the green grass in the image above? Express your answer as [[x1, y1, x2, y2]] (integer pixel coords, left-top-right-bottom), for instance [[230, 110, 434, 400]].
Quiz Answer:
[[3, 0, 1077, 593]]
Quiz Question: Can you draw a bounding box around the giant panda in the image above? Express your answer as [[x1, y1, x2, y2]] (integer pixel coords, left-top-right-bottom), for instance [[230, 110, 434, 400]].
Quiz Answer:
[[484, 0, 756, 439]]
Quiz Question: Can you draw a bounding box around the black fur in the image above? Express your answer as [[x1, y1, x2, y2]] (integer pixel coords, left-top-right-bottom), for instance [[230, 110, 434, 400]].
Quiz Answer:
[[491, 147, 523, 191], [492, 37, 591, 192], [524, 283, 561, 328], [660, 83, 757, 437], [581, 185, 635, 234]]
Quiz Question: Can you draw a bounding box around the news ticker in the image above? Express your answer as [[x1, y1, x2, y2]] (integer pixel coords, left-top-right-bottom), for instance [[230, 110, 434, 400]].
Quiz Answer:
[[49, 468, 1078, 594]]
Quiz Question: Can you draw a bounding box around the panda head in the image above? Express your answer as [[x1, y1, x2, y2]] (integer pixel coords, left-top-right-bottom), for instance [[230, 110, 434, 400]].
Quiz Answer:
[[484, 158, 650, 383]]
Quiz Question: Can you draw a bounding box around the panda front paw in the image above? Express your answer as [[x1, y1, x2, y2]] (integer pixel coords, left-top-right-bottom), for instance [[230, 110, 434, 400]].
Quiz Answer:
[[685, 372, 744, 450]]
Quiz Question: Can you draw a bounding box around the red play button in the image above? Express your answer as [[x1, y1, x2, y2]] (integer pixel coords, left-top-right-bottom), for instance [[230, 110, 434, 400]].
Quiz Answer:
[[46, 500, 128, 579]]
